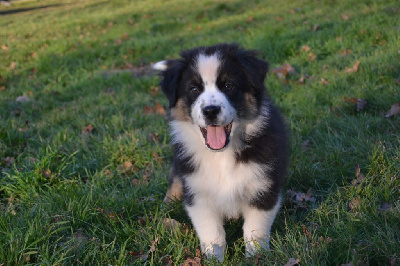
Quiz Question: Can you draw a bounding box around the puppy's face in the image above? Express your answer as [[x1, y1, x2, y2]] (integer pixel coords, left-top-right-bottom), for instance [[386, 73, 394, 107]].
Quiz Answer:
[[154, 45, 268, 151]]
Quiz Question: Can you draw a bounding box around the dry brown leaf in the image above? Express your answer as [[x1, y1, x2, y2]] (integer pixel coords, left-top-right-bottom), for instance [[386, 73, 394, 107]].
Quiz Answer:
[[385, 102, 400, 117], [129, 251, 148, 262], [143, 102, 166, 116], [341, 13, 350, 20], [118, 161, 138, 174], [284, 258, 300, 266], [149, 86, 160, 96], [163, 218, 181, 230], [122, 33, 129, 40], [272, 64, 296, 79], [2, 44, 9, 50], [0, 86, 5, 92], [349, 196, 361, 211], [82, 124, 94, 135], [287, 188, 315, 203], [345, 60, 361, 73], [308, 52, 317, 61], [10, 62, 17, 69], [42, 169, 52, 179], [149, 237, 159, 253], [183, 257, 202, 266], [321, 78, 329, 85], [352, 163, 365, 186], [301, 45, 311, 52], [339, 49, 351, 57]]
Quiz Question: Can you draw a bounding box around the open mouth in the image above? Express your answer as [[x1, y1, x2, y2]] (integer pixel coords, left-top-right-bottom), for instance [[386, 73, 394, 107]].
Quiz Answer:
[[199, 122, 233, 151]]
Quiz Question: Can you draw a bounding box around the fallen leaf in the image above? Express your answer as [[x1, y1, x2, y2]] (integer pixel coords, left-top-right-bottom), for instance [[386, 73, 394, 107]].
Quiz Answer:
[[10, 62, 17, 69], [1, 44, 9, 50], [356, 99, 367, 111], [143, 102, 166, 116], [272, 64, 296, 79], [31, 52, 37, 58], [284, 258, 300, 266], [308, 52, 317, 61], [122, 33, 129, 40], [385, 102, 400, 117], [162, 256, 173, 265], [149, 86, 160, 96], [183, 257, 202, 266], [301, 45, 311, 52], [339, 49, 351, 57], [287, 188, 315, 203], [149, 237, 159, 253], [345, 60, 361, 73], [82, 124, 94, 135], [321, 78, 329, 85], [163, 218, 181, 231], [129, 251, 148, 262], [349, 196, 361, 211], [42, 169, 52, 179], [341, 13, 350, 20], [16, 96, 30, 103], [4, 157, 15, 166], [312, 24, 319, 31], [352, 163, 365, 186], [118, 161, 138, 174]]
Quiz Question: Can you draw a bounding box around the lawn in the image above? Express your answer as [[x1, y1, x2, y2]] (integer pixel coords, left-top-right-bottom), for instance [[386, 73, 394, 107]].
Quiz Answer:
[[0, 0, 399, 264]]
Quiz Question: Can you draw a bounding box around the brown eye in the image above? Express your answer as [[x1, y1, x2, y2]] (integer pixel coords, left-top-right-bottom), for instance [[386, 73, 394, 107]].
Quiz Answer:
[[191, 87, 200, 94], [224, 83, 234, 91]]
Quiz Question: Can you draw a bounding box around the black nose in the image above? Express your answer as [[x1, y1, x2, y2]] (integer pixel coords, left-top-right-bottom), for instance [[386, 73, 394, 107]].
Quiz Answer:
[[202, 105, 221, 121]]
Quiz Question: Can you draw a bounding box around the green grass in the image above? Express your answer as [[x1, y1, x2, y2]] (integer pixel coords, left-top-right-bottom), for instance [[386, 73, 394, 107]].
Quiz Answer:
[[0, 0, 399, 264]]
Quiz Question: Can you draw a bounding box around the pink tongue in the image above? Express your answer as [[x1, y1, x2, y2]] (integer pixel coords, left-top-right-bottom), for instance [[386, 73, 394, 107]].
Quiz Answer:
[[206, 126, 226, 150]]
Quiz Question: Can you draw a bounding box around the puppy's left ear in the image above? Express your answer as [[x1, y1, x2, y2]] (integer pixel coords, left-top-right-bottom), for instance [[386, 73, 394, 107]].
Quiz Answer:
[[238, 50, 269, 90], [153, 59, 185, 108]]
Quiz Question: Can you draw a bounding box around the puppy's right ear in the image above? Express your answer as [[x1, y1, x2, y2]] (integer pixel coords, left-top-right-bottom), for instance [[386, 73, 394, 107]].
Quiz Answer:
[[153, 60, 184, 108]]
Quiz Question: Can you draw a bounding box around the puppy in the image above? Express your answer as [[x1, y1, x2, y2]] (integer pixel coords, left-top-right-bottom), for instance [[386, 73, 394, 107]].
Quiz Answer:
[[153, 44, 289, 262]]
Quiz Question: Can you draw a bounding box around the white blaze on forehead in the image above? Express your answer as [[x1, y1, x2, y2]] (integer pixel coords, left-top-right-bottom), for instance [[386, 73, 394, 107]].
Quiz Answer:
[[196, 53, 221, 87]]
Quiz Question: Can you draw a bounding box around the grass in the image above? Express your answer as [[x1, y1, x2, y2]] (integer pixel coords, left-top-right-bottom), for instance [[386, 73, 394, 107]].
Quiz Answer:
[[0, 0, 399, 264]]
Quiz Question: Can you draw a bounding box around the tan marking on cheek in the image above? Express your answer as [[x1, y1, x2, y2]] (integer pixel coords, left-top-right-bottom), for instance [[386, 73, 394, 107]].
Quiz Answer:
[[163, 178, 183, 202], [244, 93, 258, 117], [170, 99, 191, 121]]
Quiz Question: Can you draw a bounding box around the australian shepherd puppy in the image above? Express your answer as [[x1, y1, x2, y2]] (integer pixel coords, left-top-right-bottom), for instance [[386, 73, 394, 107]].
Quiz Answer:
[[153, 44, 289, 262]]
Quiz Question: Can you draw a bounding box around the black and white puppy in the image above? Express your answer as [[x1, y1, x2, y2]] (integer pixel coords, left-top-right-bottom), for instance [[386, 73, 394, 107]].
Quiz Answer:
[[153, 44, 289, 262]]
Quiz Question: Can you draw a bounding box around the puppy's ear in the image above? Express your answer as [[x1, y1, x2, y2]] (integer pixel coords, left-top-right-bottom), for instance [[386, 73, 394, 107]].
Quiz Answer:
[[238, 50, 269, 91], [153, 60, 184, 108]]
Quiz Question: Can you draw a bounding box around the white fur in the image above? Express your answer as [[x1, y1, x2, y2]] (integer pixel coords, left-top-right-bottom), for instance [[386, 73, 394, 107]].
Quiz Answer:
[[170, 114, 273, 261], [152, 60, 168, 71], [243, 197, 281, 257], [191, 53, 236, 128]]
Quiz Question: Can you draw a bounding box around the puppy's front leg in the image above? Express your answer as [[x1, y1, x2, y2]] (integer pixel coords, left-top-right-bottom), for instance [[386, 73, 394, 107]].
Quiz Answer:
[[242, 199, 281, 257], [186, 204, 226, 262]]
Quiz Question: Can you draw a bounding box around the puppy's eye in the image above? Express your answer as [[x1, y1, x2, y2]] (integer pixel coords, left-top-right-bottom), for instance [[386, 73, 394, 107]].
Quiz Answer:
[[224, 83, 234, 91], [191, 87, 200, 94]]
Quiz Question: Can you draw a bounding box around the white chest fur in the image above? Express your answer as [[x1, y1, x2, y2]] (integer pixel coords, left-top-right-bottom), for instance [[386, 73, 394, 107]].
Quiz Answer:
[[170, 121, 271, 218]]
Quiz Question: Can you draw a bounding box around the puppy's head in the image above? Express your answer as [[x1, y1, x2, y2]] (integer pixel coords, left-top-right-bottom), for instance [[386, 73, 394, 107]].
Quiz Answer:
[[153, 44, 268, 151]]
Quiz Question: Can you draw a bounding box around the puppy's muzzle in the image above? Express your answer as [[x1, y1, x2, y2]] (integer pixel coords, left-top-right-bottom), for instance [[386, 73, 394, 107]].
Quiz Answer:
[[202, 105, 221, 122]]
